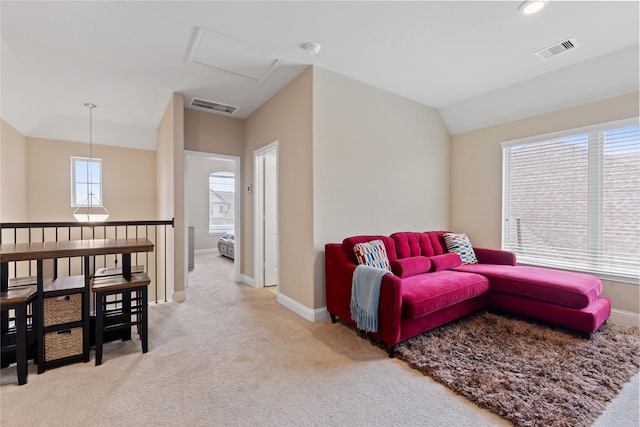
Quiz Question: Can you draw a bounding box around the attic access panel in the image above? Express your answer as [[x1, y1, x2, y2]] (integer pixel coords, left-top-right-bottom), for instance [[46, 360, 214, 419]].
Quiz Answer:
[[188, 27, 283, 83]]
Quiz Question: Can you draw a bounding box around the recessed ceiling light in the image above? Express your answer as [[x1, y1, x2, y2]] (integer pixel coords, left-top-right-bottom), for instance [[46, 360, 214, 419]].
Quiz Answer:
[[519, 0, 548, 15], [304, 43, 321, 55]]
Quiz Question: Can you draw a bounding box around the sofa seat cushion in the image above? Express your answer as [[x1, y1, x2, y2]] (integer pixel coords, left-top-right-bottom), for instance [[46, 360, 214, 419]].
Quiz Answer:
[[454, 264, 602, 309], [401, 271, 490, 320]]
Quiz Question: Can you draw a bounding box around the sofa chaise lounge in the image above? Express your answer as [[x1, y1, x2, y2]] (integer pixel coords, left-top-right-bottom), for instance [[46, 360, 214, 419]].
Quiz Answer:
[[325, 231, 611, 357]]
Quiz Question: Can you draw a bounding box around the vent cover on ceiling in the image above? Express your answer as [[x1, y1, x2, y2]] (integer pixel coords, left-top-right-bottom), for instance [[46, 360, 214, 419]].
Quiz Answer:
[[535, 38, 580, 60], [189, 98, 239, 115]]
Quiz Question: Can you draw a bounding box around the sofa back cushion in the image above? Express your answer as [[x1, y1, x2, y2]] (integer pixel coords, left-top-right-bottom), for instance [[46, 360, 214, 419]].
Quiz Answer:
[[390, 231, 448, 259], [430, 253, 462, 271], [342, 235, 397, 265]]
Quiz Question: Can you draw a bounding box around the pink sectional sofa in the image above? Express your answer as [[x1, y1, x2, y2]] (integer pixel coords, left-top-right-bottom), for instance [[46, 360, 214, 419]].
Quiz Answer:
[[325, 231, 611, 357]]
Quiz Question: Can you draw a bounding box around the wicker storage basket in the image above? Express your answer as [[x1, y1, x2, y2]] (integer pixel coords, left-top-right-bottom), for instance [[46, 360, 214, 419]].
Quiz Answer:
[[44, 327, 83, 361], [44, 294, 82, 326]]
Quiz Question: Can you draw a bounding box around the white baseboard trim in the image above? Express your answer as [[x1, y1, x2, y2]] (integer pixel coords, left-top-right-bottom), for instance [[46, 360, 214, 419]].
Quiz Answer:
[[610, 309, 640, 327], [237, 276, 327, 322], [172, 291, 186, 303], [276, 293, 330, 322], [195, 248, 217, 255], [273, 305, 638, 326], [241, 274, 255, 288], [312, 306, 331, 322]]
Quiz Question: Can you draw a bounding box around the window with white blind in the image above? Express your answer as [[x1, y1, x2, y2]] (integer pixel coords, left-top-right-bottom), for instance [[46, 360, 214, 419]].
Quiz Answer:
[[502, 118, 640, 284], [209, 172, 235, 233]]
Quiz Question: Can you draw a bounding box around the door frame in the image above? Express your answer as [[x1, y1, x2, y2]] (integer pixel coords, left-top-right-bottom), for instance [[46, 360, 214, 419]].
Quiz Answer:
[[253, 141, 279, 288], [184, 150, 241, 283]]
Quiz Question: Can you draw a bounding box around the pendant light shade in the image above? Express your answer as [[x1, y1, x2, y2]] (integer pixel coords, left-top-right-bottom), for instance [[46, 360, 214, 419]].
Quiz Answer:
[[73, 103, 109, 222], [73, 209, 110, 223]]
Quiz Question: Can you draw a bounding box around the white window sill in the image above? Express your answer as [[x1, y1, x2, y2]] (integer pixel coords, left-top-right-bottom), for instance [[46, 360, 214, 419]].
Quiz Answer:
[[516, 257, 640, 285], [209, 229, 233, 236]]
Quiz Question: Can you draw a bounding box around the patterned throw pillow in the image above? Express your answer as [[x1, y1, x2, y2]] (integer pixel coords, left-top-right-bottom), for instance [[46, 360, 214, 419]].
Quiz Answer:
[[443, 233, 478, 265], [353, 239, 392, 271]]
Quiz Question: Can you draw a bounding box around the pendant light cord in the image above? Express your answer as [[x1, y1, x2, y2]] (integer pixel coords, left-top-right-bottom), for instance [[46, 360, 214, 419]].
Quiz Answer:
[[84, 103, 96, 209]]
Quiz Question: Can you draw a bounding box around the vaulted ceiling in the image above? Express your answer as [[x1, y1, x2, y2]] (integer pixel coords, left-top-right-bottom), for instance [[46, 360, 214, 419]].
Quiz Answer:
[[2, 1, 638, 150]]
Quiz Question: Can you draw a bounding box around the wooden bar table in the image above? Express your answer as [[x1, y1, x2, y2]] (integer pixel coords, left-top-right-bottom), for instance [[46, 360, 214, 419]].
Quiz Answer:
[[1, 238, 154, 372]]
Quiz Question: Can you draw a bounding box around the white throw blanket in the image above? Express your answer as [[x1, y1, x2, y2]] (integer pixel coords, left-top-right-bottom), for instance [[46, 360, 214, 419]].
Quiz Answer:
[[350, 264, 389, 333]]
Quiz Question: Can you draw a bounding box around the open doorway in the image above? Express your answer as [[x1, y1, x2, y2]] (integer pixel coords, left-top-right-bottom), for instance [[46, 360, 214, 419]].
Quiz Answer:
[[185, 150, 241, 283], [254, 141, 279, 291]]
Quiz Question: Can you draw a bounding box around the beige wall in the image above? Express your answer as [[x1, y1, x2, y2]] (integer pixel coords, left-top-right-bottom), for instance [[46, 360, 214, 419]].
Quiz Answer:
[[6, 72, 635, 318], [312, 67, 451, 306], [173, 93, 186, 299], [241, 66, 451, 310], [1, 119, 28, 221], [450, 91, 640, 314], [313, 68, 450, 241], [25, 137, 156, 222], [244, 67, 314, 307], [157, 92, 185, 301], [184, 108, 243, 157]]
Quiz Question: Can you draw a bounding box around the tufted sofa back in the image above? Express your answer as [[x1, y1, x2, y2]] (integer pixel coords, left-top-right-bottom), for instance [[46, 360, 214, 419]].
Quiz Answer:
[[390, 231, 449, 259], [340, 232, 451, 264]]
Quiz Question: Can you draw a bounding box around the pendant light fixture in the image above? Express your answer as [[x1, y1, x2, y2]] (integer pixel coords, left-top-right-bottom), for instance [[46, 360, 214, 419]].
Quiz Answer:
[[73, 103, 109, 222]]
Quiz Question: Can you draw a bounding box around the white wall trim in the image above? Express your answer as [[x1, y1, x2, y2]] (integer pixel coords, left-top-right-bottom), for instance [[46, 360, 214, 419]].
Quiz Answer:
[[276, 293, 330, 322], [238, 274, 329, 322], [610, 309, 640, 327], [195, 248, 217, 255], [184, 149, 242, 284], [172, 290, 186, 303], [241, 274, 256, 288]]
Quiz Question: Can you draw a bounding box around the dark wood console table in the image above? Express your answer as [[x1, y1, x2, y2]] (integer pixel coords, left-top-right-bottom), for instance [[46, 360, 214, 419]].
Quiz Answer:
[[1, 238, 154, 373]]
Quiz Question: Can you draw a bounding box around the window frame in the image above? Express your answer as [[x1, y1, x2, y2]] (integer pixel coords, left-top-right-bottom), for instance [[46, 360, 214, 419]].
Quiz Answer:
[[208, 171, 235, 234], [501, 117, 640, 284], [71, 156, 103, 207]]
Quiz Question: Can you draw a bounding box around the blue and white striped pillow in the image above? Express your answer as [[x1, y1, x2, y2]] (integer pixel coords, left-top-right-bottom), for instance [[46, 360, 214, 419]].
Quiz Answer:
[[353, 240, 391, 271], [443, 233, 478, 265]]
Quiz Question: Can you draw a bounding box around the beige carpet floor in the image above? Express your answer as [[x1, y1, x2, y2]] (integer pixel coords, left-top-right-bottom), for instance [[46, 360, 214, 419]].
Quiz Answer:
[[1, 253, 638, 426]]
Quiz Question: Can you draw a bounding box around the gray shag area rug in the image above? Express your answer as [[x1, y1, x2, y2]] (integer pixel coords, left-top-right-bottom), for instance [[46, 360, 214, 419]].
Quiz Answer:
[[394, 311, 640, 427]]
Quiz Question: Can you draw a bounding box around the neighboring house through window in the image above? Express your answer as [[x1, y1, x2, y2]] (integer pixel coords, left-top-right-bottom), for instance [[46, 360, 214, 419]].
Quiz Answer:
[[209, 172, 235, 233], [502, 118, 640, 283], [71, 156, 103, 207]]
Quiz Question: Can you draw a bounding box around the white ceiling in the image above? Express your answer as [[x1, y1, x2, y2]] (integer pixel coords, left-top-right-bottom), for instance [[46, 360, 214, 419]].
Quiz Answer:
[[1, 1, 638, 150]]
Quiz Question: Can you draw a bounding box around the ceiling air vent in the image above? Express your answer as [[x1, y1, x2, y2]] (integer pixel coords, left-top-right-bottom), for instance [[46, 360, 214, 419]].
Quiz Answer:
[[534, 38, 580, 60], [189, 98, 239, 115]]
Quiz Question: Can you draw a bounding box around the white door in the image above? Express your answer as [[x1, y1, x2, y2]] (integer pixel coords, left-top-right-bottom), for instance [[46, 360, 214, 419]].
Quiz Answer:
[[263, 151, 278, 286], [254, 142, 279, 289]]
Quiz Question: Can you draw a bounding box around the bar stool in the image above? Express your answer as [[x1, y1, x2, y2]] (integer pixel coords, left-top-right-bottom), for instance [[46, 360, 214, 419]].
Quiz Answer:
[[91, 272, 150, 366], [1, 285, 38, 385]]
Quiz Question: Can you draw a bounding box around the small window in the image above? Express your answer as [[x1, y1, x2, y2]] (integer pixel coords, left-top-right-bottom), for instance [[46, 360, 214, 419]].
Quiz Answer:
[[209, 172, 235, 233], [71, 157, 103, 207]]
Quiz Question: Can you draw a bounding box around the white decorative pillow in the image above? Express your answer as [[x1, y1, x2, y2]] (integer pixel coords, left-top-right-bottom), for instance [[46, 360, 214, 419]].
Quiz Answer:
[[353, 240, 392, 271], [443, 233, 478, 265]]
